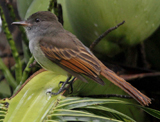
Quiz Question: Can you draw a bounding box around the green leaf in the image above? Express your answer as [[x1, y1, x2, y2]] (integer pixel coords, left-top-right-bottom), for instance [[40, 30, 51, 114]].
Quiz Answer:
[[17, 0, 33, 19], [17, 0, 50, 19], [0, 70, 160, 121], [0, 102, 7, 120], [56, 97, 128, 110], [0, 70, 135, 122], [139, 106, 160, 120], [64, 77, 145, 121], [83, 105, 135, 122], [49, 109, 121, 122], [0, 81, 11, 97], [3, 70, 67, 122], [0, 58, 17, 89], [53, 97, 135, 122]]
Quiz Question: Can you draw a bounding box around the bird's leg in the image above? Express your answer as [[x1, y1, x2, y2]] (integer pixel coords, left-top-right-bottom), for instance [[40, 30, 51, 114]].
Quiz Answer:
[[59, 77, 76, 94], [47, 76, 76, 95], [67, 77, 76, 93], [58, 77, 76, 93]]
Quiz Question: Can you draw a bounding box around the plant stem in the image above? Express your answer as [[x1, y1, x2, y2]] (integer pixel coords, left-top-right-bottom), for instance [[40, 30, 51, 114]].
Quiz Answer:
[[48, 0, 55, 12], [48, 0, 63, 25], [0, 6, 22, 83], [5, 1, 30, 53], [14, 56, 34, 93], [20, 56, 34, 85]]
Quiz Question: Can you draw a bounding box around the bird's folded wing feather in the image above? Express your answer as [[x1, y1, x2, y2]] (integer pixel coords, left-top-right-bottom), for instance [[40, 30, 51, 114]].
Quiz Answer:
[[39, 33, 102, 83]]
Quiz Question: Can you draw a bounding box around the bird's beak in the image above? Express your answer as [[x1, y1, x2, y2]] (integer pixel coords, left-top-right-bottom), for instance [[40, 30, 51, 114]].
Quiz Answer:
[[11, 21, 30, 26]]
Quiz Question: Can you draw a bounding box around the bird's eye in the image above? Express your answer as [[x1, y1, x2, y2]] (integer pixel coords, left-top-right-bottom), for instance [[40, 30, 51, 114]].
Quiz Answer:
[[35, 18, 40, 23]]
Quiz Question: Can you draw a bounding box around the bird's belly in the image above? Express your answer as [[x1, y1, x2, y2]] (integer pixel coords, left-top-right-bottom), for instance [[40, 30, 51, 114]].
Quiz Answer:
[[29, 40, 67, 75]]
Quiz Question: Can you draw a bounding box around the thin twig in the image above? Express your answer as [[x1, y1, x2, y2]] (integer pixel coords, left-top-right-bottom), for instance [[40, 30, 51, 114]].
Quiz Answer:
[[0, 5, 22, 84], [90, 21, 125, 50]]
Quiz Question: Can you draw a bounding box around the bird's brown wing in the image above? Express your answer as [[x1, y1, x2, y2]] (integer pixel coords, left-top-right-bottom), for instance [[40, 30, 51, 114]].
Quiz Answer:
[[39, 33, 105, 85]]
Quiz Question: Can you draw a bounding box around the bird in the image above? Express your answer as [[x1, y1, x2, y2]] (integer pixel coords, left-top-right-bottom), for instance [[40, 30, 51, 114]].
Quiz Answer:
[[12, 11, 151, 106]]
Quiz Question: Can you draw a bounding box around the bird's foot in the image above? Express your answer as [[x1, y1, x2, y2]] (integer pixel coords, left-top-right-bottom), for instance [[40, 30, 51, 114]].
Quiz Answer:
[[47, 76, 76, 95]]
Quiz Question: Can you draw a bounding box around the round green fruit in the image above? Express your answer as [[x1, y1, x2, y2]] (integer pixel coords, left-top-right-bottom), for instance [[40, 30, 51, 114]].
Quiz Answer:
[[62, 0, 160, 56]]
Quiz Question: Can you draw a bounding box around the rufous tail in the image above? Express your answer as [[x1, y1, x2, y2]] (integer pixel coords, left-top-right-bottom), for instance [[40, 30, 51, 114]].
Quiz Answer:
[[101, 65, 151, 106]]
